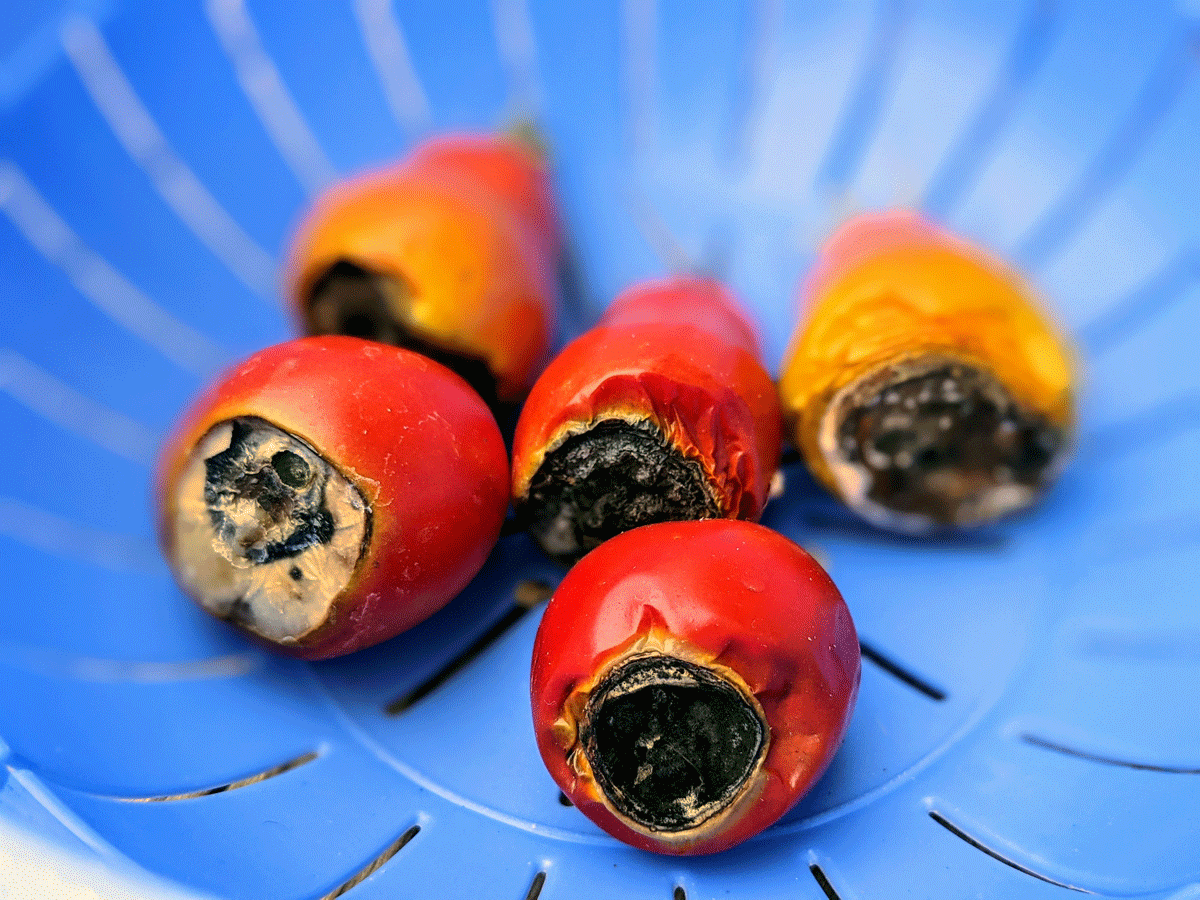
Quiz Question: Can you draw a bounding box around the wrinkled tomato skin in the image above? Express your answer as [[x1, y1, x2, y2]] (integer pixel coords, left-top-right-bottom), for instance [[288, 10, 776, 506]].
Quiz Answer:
[[530, 519, 860, 855], [282, 133, 559, 404], [511, 277, 782, 522], [778, 210, 1075, 512], [155, 336, 510, 660]]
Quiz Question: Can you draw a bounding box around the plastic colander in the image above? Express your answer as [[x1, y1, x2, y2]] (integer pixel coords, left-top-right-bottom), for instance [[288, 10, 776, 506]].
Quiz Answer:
[[2, 1, 1199, 898]]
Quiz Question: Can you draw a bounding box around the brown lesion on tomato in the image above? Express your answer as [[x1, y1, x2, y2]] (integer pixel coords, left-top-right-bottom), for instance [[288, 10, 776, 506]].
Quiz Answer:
[[518, 418, 721, 565], [552, 629, 771, 846], [820, 354, 1068, 532], [578, 653, 767, 834], [304, 260, 501, 410], [168, 416, 370, 644]]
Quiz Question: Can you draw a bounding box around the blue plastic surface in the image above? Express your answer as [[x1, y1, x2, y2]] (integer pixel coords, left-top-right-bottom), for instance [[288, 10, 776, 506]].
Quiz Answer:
[[2, 1, 1199, 898]]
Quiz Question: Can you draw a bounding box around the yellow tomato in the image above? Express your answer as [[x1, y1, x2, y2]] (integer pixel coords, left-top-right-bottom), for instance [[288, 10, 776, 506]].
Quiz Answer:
[[779, 211, 1075, 531]]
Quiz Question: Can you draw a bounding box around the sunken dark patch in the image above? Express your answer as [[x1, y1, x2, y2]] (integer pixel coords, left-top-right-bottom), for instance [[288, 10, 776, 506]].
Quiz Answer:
[[204, 419, 335, 566], [307, 260, 500, 409], [271, 450, 311, 489], [521, 418, 719, 565], [580, 654, 766, 833], [307, 260, 404, 344], [836, 363, 1066, 526]]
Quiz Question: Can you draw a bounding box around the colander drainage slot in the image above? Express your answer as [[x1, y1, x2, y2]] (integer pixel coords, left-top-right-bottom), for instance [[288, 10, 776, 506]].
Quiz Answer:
[[928, 811, 1093, 893], [1013, 33, 1196, 273], [1022, 734, 1200, 774], [524, 871, 547, 900], [318, 824, 421, 900], [809, 864, 842, 900], [557, 791, 572, 806], [859, 640, 947, 701], [812, 0, 908, 195], [385, 580, 554, 715], [122, 750, 318, 802], [673, 886, 686, 900]]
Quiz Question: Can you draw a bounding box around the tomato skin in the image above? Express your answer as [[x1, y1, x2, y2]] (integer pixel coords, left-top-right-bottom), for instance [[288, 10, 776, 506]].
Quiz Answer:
[[530, 519, 860, 855], [598, 276, 761, 357], [511, 276, 782, 528], [782, 211, 1074, 429], [282, 133, 559, 404], [778, 210, 1075, 530], [154, 336, 509, 660], [405, 132, 559, 259]]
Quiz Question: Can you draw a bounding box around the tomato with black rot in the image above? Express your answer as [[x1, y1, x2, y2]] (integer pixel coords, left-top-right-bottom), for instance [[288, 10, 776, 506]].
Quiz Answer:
[[511, 276, 783, 566], [155, 335, 509, 660], [778, 210, 1075, 533], [530, 518, 860, 855]]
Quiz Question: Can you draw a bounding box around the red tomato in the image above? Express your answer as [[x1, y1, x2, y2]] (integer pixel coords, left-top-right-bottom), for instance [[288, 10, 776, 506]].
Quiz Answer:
[[531, 519, 860, 855], [598, 276, 761, 356], [154, 336, 509, 660], [511, 276, 783, 564]]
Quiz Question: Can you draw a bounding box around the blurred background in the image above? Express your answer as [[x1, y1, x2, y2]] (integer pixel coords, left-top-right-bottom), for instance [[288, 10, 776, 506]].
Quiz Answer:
[[1, 1, 1198, 898]]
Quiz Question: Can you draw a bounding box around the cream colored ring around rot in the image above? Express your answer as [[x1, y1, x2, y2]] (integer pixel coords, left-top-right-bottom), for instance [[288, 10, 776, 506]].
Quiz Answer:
[[169, 417, 369, 645]]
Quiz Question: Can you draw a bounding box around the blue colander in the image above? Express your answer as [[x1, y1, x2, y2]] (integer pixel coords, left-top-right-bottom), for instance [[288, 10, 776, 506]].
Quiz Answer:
[[2, 1, 1198, 897]]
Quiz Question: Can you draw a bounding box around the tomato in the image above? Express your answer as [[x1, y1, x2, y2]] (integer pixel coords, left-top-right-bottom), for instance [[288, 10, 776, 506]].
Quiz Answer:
[[511, 276, 783, 564], [531, 519, 860, 855], [778, 210, 1075, 532], [405, 130, 559, 259], [154, 336, 509, 660], [282, 133, 559, 408]]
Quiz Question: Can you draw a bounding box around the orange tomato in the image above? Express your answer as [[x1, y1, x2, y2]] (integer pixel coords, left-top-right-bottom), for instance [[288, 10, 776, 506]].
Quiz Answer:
[[283, 133, 559, 407]]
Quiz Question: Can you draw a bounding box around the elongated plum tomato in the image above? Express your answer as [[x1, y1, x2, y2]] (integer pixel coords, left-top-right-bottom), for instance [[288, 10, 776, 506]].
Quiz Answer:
[[531, 519, 860, 855], [511, 276, 783, 565], [282, 133, 559, 409], [778, 210, 1075, 532], [154, 336, 509, 660]]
